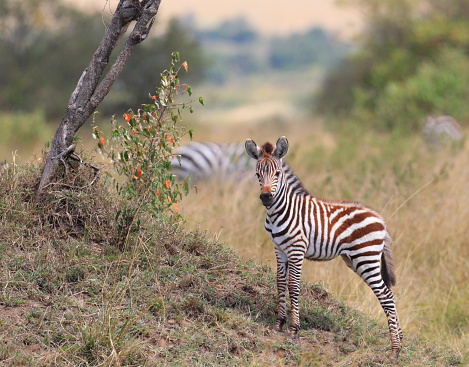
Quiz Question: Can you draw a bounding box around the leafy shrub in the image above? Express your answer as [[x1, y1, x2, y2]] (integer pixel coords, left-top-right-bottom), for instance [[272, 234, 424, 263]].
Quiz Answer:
[[93, 52, 203, 246], [369, 48, 469, 131]]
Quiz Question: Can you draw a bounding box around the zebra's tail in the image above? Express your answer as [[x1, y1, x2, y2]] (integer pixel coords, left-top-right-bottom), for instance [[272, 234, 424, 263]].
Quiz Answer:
[[381, 233, 397, 288]]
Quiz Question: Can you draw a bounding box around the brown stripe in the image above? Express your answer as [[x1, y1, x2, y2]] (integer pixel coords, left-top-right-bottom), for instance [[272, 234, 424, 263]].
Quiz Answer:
[[350, 250, 381, 260], [349, 238, 383, 252], [329, 205, 357, 228], [340, 222, 385, 245], [332, 211, 377, 244]]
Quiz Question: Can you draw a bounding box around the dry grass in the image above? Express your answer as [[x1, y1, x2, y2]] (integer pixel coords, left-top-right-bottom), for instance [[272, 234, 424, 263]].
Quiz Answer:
[[177, 121, 469, 361]]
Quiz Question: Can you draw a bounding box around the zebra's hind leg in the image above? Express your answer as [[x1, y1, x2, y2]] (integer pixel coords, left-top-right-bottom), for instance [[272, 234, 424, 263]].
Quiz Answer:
[[345, 255, 403, 361], [379, 286, 402, 362]]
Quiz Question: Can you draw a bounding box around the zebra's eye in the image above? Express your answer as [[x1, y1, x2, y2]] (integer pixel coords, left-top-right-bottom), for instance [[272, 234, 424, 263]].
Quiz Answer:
[[255, 172, 261, 179], [275, 170, 281, 177]]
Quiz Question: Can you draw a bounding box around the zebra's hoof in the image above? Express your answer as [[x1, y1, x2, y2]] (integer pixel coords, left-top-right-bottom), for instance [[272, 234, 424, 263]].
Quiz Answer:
[[274, 318, 286, 332], [390, 349, 400, 363], [288, 330, 298, 339]]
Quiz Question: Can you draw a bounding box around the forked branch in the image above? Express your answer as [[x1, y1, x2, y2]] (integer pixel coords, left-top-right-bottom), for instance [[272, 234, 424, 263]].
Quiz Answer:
[[36, 0, 162, 200]]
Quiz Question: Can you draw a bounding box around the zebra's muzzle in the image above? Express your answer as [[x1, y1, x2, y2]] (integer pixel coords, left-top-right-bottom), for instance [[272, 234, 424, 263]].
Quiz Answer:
[[260, 192, 274, 207]]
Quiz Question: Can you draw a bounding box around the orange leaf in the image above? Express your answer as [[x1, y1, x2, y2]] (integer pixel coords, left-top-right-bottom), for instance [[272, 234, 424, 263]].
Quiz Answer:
[[99, 137, 105, 147], [136, 168, 142, 178], [182, 61, 188, 73], [165, 180, 171, 189], [124, 113, 131, 122]]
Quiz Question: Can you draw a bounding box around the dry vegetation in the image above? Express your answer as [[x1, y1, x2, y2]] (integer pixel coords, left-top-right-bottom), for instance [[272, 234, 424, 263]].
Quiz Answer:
[[0, 127, 464, 366], [177, 119, 469, 363]]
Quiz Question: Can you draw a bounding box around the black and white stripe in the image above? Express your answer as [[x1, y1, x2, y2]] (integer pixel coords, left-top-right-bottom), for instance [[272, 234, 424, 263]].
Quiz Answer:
[[245, 136, 403, 361], [171, 142, 254, 181]]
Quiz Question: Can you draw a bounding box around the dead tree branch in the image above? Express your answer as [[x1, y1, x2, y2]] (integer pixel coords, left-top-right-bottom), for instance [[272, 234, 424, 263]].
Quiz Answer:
[[36, 0, 162, 200]]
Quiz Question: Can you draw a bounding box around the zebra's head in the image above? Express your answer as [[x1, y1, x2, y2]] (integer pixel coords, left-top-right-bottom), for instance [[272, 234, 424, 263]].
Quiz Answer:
[[245, 136, 289, 207]]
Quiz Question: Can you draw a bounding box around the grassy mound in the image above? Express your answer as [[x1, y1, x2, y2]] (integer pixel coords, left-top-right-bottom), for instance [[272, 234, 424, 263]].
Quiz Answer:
[[0, 163, 462, 366]]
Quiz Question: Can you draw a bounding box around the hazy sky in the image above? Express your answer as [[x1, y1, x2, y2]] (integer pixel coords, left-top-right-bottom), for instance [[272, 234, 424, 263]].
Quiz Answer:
[[66, 0, 361, 37]]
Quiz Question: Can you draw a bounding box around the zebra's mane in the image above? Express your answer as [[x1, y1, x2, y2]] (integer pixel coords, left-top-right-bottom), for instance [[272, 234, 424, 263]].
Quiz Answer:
[[282, 160, 374, 211], [261, 142, 275, 155], [259, 144, 369, 209], [282, 160, 312, 197]]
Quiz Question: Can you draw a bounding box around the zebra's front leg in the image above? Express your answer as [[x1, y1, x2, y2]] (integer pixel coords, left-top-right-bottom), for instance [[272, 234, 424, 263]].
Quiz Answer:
[[287, 258, 304, 338], [274, 250, 288, 332]]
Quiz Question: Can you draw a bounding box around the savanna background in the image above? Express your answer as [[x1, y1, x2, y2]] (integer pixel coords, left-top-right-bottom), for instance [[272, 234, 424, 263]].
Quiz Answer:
[[1, 0, 468, 365]]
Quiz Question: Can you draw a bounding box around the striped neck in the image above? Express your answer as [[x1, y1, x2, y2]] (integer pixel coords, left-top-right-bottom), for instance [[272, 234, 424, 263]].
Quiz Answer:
[[265, 161, 311, 214]]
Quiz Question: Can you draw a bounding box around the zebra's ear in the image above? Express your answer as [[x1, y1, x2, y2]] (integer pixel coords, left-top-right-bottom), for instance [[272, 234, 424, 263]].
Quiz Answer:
[[245, 139, 261, 159], [274, 136, 289, 159]]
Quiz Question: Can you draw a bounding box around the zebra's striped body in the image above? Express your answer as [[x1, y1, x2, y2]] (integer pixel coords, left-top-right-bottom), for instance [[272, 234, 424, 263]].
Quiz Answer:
[[245, 136, 402, 361], [171, 142, 254, 181]]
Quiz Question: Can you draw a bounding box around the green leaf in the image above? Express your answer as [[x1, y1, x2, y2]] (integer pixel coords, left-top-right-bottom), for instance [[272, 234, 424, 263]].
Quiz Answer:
[[198, 97, 204, 106], [182, 181, 189, 195]]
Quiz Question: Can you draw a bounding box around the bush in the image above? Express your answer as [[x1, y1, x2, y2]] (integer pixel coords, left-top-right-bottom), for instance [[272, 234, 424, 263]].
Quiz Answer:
[[315, 0, 469, 132], [93, 52, 203, 247], [368, 48, 469, 131]]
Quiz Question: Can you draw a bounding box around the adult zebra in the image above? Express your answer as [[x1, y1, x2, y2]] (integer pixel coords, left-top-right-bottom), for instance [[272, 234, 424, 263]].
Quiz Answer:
[[245, 136, 402, 361], [423, 115, 464, 148], [171, 141, 254, 181]]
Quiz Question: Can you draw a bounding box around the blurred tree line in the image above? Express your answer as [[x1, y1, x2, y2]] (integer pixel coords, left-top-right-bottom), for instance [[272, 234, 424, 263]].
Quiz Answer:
[[268, 28, 348, 71], [0, 0, 206, 119], [1, 0, 351, 122], [315, 0, 469, 132], [195, 17, 351, 83]]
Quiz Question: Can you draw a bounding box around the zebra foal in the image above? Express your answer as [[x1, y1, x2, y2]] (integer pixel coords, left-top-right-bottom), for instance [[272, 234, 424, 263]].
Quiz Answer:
[[245, 136, 402, 361]]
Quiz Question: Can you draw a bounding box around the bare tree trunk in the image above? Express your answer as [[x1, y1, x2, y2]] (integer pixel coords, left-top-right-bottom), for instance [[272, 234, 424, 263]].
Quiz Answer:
[[36, 0, 162, 198]]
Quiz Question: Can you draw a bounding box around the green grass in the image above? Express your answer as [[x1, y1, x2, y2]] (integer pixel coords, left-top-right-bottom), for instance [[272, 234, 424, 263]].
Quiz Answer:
[[0, 110, 53, 164], [0, 142, 464, 365]]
